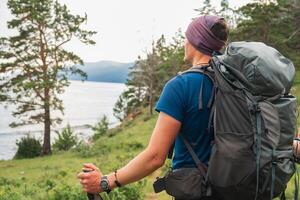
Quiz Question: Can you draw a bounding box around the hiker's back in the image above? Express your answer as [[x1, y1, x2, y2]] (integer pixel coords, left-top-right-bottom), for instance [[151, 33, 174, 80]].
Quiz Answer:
[[156, 71, 214, 169]]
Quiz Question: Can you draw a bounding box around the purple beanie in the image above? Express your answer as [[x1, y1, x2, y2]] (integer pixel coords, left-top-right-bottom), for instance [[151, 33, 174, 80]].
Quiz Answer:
[[185, 15, 226, 56]]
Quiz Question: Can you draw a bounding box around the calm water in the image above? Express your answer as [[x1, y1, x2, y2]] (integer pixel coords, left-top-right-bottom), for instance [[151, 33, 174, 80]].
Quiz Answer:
[[0, 81, 125, 160]]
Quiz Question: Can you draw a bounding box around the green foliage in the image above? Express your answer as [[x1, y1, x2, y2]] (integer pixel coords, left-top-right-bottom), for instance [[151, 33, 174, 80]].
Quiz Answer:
[[49, 184, 87, 200], [193, 0, 300, 69], [194, 0, 217, 15], [0, 177, 22, 199], [194, 0, 238, 28], [53, 124, 79, 151], [113, 88, 142, 122], [113, 31, 186, 120], [14, 135, 42, 159], [113, 94, 127, 121], [231, 0, 300, 68], [0, 113, 159, 200], [0, 184, 22, 200], [0, 176, 145, 200], [0, 0, 96, 154], [73, 142, 96, 158], [0, 177, 86, 200], [101, 181, 146, 200], [92, 115, 109, 141]]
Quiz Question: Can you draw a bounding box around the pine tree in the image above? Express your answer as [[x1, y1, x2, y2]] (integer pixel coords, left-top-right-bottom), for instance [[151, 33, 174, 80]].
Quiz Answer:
[[195, 0, 217, 16], [0, 0, 96, 155], [113, 33, 185, 120], [231, 0, 300, 67]]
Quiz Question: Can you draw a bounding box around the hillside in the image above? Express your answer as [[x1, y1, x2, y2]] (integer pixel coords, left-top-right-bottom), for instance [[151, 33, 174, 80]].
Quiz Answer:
[[68, 61, 134, 83], [0, 112, 170, 200], [1, 83, 300, 199]]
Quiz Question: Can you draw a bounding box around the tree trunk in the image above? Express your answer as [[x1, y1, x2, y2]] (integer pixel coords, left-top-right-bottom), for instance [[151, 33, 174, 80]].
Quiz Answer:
[[38, 23, 51, 155], [42, 91, 51, 155]]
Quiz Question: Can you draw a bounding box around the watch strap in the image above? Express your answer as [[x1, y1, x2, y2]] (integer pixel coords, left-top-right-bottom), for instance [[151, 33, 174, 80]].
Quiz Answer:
[[114, 170, 122, 187]]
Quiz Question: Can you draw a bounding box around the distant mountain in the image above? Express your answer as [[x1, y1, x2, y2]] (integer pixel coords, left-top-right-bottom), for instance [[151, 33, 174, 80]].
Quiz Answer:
[[68, 60, 134, 83]]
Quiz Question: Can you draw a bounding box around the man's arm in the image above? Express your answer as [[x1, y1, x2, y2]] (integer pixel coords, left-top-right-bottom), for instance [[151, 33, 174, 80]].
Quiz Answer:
[[78, 112, 181, 193], [294, 138, 300, 156]]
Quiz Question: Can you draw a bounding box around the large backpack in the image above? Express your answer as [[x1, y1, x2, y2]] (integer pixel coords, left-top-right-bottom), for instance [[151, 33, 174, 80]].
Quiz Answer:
[[206, 41, 299, 200]]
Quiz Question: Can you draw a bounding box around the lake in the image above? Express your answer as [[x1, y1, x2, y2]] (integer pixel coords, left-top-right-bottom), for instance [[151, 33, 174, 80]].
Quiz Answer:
[[0, 81, 126, 160]]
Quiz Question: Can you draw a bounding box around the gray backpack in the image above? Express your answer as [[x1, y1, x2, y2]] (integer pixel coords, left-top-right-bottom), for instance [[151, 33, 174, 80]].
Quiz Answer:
[[207, 42, 299, 200]]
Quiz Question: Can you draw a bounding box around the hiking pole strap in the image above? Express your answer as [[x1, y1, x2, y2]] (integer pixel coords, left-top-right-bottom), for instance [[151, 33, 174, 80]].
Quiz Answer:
[[179, 134, 207, 175], [280, 191, 286, 200]]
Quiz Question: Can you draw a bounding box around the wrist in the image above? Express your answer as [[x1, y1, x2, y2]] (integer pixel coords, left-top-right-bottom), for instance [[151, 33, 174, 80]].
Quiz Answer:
[[107, 173, 117, 190], [107, 170, 123, 190]]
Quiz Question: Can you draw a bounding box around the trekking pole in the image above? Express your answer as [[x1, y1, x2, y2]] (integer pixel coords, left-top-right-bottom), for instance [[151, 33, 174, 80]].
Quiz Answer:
[[82, 169, 103, 200]]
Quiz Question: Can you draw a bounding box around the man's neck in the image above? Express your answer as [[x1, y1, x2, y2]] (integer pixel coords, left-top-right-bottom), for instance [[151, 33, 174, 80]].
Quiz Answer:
[[192, 54, 211, 67]]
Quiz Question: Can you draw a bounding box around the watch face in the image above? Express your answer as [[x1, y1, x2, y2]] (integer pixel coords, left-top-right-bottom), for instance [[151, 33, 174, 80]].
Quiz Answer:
[[100, 177, 109, 191]]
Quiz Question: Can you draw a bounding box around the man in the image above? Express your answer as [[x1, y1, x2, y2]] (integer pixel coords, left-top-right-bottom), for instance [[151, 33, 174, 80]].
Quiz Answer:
[[77, 15, 228, 197]]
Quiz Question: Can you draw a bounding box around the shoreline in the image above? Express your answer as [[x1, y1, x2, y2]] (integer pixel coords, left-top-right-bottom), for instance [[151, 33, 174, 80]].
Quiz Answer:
[[0, 121, 119, 136], [0, 81, 125, 161], [0, 121, 121, 161]]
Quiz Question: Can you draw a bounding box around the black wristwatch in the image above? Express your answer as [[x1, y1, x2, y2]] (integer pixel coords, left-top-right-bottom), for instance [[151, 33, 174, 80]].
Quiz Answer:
[[100, 176, 111, 194]]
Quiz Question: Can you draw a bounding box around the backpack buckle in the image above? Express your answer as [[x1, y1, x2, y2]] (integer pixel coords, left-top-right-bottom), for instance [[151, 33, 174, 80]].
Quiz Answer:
[[250, 103, 261, 114]]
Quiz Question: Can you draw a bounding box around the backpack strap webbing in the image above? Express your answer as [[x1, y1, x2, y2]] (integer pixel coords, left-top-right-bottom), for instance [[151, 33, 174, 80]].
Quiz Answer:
[[178, 66, 214, 83], [179, 134, 207, 175], [179, 66, 215, 111]]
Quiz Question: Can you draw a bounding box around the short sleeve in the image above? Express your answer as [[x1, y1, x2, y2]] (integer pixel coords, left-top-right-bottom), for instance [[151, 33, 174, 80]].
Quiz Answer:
[[155, 77, 185, 123]]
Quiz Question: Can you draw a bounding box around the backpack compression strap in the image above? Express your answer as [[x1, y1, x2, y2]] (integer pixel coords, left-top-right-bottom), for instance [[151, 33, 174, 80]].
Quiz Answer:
[[179, 134, 207, 175]]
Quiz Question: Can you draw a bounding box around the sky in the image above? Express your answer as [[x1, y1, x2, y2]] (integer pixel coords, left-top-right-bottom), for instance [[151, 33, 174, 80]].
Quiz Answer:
[[0, 0, 252, 63]]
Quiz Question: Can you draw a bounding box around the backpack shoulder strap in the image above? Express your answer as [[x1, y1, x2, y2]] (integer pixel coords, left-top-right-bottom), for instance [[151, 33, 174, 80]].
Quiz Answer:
[[168, 66, 215, 159], [178, 66, 214, 83], [178, 66, 215, 111]]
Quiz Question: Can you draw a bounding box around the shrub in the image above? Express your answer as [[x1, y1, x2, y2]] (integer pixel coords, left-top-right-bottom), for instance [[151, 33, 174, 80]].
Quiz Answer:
[[107, 126, 123, 137], [143, 115, 151, 121], [73, 142, 96, 158], [53, 124, 78, 151], [0, 185, 22, 200], [102, 180, 146, 200], [14, 135, 42, 159], [92, 115, 109, 141], [49, 184, 86, 200]]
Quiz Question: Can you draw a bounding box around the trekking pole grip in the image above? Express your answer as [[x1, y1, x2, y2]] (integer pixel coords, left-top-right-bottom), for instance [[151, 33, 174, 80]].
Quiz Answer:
[[82, 169, 103, 200]]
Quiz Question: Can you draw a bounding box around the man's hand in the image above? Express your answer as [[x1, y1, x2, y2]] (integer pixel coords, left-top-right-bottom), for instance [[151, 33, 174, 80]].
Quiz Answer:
[[77, 163, 103, 194]]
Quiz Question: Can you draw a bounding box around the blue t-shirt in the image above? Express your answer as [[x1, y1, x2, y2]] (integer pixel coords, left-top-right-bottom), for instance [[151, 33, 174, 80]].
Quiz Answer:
[[155, 71, 213, 169]]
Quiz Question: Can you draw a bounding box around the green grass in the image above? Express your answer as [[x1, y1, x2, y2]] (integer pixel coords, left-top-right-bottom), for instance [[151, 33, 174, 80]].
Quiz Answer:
[[0, 112, 170, 200], [294, 70, 300, 86]]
